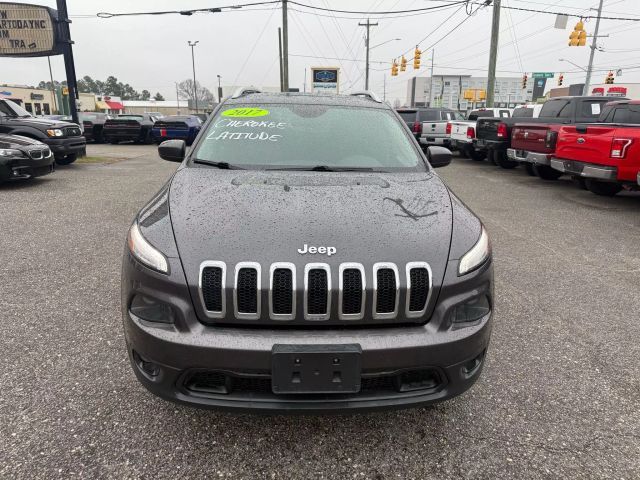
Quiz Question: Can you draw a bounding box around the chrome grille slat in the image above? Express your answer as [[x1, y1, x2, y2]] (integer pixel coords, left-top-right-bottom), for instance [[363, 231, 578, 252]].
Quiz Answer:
[[406, 262, 432, 318], [304, 263, 331, 321], [339, 263, 365, 320], [269, 262, 296, 320], [372, 263, 400, 320], [234, 262, 261, 320]]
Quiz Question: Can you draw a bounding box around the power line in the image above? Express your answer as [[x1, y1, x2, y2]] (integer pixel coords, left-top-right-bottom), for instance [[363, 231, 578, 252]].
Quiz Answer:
[[286, 1, 470, 16]]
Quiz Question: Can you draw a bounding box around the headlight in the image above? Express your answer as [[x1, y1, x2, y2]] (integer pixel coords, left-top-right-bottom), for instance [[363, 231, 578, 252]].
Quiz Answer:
[[0, 148, 24, 157], [127, 221, 168, 273], [46, 129, 64, 137], [458, 226, 491, 276]]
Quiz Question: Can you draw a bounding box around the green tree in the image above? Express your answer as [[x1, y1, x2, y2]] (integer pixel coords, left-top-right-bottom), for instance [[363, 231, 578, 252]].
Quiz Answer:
[[141, 90, 151, 100], [153, 92, 165, 101]]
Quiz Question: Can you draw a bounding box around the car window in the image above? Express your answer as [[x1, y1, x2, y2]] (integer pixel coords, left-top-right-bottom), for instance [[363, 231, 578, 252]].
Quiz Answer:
[[627, 106, 640, 123], [0, 100, 32, 117], [420, 110, 439, 121], [397, 110, 417, 123], [468, 110, 496, 120], [512, 107, 533, 118], [499, 110, 510, 117], [579, 100, 605, 118], [557, 102, 573, 119], [612, 108, 629, 123], [117, 115, 144, 120], [193, 104, 423, 171], [539, 99, 569, 118]]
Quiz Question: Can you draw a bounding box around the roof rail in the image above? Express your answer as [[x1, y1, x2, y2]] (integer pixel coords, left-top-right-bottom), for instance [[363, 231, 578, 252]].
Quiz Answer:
[[349, 90, 383, 103], [231, 87, 262, 99]]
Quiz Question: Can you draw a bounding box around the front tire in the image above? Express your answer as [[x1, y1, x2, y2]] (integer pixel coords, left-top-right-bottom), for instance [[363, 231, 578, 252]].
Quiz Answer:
[[55, 153, 77, 165], [585, 179, 622, 196], [534, 165, 563, 180]]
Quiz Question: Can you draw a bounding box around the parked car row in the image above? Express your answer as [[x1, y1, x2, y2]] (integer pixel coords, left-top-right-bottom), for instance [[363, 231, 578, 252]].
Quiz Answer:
[[103, 113, 203, 145], [473, 97, 640, 196]]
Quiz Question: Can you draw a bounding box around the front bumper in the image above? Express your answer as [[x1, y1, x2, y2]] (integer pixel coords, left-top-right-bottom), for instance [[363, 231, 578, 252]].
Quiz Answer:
[[506, 149, 551, 166], [45, 136, 86, 159], [550, 158, 617, 181], [122, 253, 493, 413], [0, 152, 55, 181]]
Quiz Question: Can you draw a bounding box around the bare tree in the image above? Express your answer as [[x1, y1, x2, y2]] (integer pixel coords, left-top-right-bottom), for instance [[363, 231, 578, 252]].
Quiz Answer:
[[177, 79, 215, 107]]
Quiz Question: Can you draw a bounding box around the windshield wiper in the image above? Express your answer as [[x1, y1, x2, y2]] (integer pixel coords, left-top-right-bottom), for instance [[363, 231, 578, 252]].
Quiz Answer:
[[267, 165, 380, 172], [193, 159, 244, 170]]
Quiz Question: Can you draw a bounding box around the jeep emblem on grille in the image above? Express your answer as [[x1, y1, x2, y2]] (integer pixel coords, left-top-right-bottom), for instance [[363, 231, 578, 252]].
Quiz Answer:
[[297, 244, 337, 256]]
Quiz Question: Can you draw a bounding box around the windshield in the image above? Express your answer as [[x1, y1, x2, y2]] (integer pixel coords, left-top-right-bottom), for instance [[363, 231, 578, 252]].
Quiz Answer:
[[116, 115, 144, 120], [191, 104, 423, 171], [0, 100, 32, 118]]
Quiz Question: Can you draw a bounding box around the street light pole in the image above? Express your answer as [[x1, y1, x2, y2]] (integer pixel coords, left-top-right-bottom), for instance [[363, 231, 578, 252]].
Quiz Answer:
[[188, 40, 199, 113], [175, 82, 180, 114], [217, 75, 223, 103]]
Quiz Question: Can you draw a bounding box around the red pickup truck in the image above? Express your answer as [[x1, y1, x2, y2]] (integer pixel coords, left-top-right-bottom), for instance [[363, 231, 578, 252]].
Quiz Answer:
[[549, 100, 640, 196], [506, 96, 625, 180]]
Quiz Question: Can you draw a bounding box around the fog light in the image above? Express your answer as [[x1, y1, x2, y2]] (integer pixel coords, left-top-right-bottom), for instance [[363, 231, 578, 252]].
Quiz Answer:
[[130, 294, 175, 323], [133, 350, 160, 377], [452, 295, 490, 323], [462, 350, 485, 378]]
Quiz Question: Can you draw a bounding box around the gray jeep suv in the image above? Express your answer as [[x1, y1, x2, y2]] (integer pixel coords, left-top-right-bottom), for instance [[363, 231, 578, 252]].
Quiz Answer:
[[121, 90, 493, 413]]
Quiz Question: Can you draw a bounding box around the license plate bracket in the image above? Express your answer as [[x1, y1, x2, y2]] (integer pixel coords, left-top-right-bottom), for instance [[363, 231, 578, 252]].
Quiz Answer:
[[271, 344, 362, 394]]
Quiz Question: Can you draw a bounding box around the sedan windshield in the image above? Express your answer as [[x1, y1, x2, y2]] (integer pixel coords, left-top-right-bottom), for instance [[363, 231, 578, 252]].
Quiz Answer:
[[191, 104, 423, 171]]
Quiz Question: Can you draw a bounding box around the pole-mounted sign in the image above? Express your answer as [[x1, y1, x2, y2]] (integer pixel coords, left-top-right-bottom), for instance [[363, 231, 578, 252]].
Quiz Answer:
[[0, 3, 59, 56], [0, 1, 79, 123]]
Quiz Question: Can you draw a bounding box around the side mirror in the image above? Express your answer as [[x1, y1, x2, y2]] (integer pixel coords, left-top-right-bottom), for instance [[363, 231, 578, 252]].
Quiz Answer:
[[426, 146, 452, 168], [158, 139, 186, 162]]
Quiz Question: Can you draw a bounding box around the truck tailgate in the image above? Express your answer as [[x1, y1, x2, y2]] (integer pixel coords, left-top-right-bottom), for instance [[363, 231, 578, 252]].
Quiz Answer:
[[555, 125, 617, 163], [476, 119, 500, 141], [450, 121, 473, 141], [511, 124, 551, 153]]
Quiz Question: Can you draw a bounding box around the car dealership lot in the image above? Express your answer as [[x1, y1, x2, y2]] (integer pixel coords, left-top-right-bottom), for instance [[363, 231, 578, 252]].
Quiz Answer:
[[1, 145, 639, 479]]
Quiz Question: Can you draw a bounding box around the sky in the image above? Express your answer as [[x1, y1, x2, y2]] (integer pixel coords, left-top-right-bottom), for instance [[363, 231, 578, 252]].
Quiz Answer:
[[1, 0, 640, 105]]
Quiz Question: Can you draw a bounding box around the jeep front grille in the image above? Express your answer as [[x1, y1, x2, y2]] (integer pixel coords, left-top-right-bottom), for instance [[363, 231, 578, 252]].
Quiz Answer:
[[198, 261, 432, 325]]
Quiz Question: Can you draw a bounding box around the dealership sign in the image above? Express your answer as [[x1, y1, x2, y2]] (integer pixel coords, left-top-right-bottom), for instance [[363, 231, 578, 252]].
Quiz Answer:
[[311, 67, 340, 94], [0, 2, 58, 57]]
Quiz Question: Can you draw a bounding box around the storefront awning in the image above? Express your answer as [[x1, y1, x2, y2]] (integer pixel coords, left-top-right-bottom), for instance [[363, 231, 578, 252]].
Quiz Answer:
[[95, 100, 109, 110], [106, 101, 124, 110]]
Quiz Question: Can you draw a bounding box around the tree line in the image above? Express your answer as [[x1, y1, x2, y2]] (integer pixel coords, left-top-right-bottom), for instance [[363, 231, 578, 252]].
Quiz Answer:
[[36, 75, 216, 104]]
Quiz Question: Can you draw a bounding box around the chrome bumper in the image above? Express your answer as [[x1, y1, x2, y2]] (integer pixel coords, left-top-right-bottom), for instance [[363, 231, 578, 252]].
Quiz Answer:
[[506, 149, 551, 166], [550, 158, 617, 181]]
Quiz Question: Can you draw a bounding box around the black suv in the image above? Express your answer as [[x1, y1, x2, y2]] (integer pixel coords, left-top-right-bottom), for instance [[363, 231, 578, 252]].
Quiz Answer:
[[122, 89, 493, 413], [0, 99, 86, 165]]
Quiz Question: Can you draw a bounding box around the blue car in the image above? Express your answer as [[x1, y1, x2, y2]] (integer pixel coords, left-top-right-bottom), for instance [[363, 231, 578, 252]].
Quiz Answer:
[[152, 115, 202, 145]]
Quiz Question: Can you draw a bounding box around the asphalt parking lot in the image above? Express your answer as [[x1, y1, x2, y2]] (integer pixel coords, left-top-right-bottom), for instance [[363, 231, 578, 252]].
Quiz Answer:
[[1, 144, 639, 479]]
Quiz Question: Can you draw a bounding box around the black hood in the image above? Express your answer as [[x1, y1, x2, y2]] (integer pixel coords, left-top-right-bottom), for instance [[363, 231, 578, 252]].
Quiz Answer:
[[169, 167, 453, 290], [4, 117, 75, 129]]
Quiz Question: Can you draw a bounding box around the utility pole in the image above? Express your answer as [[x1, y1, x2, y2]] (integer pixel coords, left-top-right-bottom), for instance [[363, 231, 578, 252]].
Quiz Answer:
[[217, 75, 223, 103], [188, 40, 199, 113], [383, 74, 386, 101], [584, 0, 604, 95], [56, 0, 79, 124], [47, 56, 58, 114], [429, 49, 435, 107], [282, 0, 289, 91], [303, 68, 307, 93], [278, 27, 284, 92], [359, 18, 378, 90], [486, 0, 501, 108]]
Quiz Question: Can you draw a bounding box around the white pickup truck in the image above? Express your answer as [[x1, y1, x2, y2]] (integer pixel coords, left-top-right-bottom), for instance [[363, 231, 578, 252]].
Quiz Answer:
[[396, 107, 462, 151], [449, 108, 512, 160]]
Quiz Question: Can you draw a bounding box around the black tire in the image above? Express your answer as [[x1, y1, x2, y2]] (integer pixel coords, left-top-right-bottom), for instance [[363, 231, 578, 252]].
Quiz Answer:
[[55, 153, 77, 165], [534, 164, 563, 180], [571, 176, 588, 190], [585, 179, 622, 196], [458, 147, 469, 159], [468, 147, 487, 161], [524, 163, 536, 176], [495, 150, 518, 169], [95, 130, 105, 144], [488, 149, 499, 165]]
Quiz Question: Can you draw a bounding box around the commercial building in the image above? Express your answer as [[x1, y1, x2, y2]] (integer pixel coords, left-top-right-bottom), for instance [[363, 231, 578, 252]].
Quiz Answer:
[[406, 75, 533, 110], [0, 84, 96, 115]]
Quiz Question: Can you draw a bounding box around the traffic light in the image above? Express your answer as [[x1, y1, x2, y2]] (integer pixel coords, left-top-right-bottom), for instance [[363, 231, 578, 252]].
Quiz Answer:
[[413, 47, 421, 69], [605, 71, 614, 84], [569, 20, 587, 46], [558, 74, 564, 86], [391, 59, 398, 77], [400, 55, 407, 72], [522, 73, 528, 89]]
